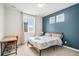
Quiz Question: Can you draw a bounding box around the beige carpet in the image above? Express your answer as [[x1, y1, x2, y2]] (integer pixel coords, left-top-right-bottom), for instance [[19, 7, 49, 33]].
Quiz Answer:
[[10, 43, 79, 56]]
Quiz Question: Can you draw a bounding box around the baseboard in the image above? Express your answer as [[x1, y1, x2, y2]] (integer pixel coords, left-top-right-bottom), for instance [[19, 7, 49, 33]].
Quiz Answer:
[[63, 45, 79, 52]]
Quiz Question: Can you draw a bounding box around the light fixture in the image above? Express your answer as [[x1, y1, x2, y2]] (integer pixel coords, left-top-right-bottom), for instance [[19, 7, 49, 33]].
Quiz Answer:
[[38, 3, 45, 7]]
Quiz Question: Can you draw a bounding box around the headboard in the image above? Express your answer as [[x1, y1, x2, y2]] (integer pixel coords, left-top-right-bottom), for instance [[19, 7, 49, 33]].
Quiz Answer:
[[45, 32, 63, 38]]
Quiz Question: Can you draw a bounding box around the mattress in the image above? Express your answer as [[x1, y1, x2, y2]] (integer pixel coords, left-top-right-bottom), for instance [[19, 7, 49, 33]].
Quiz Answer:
[[28, 36, 62, 50]]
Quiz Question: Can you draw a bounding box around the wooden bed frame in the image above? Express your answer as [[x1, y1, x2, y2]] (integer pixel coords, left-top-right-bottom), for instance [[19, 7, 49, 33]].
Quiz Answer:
[[27, 41, 42, 56], [27, 32, 63, 56]]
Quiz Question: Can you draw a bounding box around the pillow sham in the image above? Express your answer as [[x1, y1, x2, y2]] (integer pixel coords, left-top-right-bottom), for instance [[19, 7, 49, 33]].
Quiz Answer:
[[45, 33, 52, 36], [52, 33, 63, 38]]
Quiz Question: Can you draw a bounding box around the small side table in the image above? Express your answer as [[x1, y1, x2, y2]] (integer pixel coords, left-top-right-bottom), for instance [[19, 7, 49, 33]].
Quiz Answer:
[[0, 36, 18, 56]]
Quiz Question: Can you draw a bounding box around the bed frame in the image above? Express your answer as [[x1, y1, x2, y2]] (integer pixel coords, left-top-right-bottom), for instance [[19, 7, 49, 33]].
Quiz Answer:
[[27, 41, 42, 56], [27, 32, 63, 56]]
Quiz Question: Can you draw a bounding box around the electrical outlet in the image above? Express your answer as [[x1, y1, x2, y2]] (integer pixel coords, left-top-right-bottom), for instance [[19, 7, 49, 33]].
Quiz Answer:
[[65, 41, 67, 44]]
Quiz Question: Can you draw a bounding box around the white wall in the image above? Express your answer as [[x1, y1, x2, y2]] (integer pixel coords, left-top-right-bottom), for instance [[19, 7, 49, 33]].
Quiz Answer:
[[4, 5, 23, 44], [0, 4, 4, 40]]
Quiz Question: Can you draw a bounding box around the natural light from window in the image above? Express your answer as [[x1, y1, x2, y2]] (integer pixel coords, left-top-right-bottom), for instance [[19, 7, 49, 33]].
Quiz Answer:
[[23, 14, 35, 33]]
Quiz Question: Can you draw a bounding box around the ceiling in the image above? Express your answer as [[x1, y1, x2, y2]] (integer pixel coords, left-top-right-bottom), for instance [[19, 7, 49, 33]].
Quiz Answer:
[[7, 3, 76, 17]]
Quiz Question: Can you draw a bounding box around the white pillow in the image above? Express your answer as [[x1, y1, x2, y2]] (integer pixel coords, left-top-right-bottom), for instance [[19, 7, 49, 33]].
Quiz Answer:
[[45, 33, 51, 36], [52, 33, 63, 38]]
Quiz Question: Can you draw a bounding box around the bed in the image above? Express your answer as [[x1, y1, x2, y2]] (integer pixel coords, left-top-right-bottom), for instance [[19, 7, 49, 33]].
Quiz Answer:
[[27, 32, 63, 56]]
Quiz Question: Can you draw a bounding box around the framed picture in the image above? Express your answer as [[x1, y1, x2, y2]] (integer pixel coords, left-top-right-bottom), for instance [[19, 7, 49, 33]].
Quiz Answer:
[[49, 16, 55, 24], [56, 13, 64, 23]]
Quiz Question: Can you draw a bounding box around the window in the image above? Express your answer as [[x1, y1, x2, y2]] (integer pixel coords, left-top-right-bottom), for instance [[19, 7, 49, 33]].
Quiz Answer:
[[23, 14, 35, 33], [49, 16, 55, 24], [27, 16, 35, 33], [56, 13, 64, 23]]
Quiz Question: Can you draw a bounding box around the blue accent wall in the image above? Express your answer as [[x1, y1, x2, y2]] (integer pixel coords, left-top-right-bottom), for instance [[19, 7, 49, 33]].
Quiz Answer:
[[42, 4, 79, 49]]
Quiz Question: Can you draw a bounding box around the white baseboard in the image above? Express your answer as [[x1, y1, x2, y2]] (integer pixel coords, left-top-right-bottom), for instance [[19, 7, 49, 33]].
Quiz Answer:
[[63, 45, 79, 52]]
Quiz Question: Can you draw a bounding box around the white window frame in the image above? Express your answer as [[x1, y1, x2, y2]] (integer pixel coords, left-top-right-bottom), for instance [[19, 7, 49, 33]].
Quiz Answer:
[[23, 14, 35, 33], [49, 16, 55, 24], [56, 13, 64, 23], [27, 16, 35, 33]]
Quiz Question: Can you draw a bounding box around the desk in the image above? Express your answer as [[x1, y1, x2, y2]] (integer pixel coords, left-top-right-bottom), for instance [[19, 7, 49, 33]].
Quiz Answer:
[[0, 36, 18, 56]]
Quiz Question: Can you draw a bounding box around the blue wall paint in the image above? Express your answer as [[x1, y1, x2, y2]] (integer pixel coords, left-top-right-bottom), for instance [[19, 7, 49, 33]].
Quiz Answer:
[[43, 4, 79, 49]]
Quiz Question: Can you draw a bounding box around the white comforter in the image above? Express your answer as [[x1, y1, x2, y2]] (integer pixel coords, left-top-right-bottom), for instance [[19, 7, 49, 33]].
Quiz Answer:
[[28, 36, 63, 50]]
